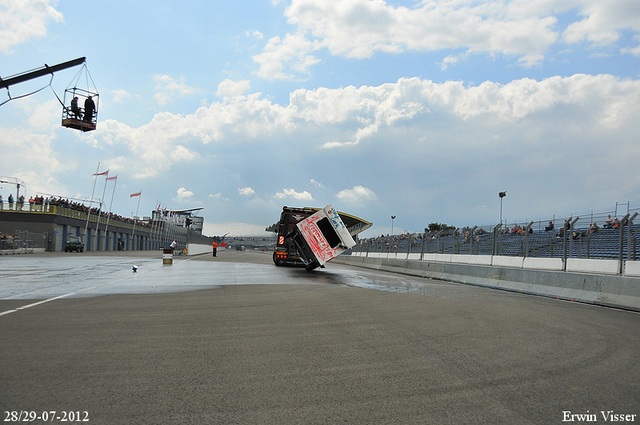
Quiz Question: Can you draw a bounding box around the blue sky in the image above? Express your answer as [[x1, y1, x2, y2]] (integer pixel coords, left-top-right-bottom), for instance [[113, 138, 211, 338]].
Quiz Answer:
[[1, 0, 639, 236]]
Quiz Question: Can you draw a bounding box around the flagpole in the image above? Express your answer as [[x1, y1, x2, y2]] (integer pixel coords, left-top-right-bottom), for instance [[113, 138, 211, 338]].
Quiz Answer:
[[83, 162, 100, 248], [151, 201, 161, 250], [130, 191, 142, 250], [95, 170, 110, 249], [103, 175, 117, 250]]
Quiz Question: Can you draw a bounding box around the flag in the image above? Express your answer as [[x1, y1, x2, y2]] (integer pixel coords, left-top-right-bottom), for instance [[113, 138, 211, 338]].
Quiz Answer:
[[93, 170, 109, 176], [130, 191, 141, 197], [106, 175, 117, 181]]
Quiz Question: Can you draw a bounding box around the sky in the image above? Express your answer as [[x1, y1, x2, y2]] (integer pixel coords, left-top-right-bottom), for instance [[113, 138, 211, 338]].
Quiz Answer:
[[1, 0, 639, 237]]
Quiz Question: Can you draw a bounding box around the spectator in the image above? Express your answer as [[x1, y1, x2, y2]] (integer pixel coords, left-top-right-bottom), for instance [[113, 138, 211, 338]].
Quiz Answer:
[[613, 218, 620, 229], [588, 223, 599, 234], [604, 215, 614, 229], [545, 221, 554, 231]]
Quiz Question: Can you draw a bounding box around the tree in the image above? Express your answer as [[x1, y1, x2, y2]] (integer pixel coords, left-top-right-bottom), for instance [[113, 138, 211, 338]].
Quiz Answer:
[[426, 222, 456, 232]]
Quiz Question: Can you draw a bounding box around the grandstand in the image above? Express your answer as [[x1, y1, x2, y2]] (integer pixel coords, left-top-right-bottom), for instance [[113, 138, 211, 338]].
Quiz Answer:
[[354, 207, 640, 262]]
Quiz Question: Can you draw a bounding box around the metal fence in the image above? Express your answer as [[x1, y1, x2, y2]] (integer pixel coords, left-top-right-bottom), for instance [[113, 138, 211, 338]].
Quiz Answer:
[[0, 230, 47, 252], [354, 207, 640, 263]]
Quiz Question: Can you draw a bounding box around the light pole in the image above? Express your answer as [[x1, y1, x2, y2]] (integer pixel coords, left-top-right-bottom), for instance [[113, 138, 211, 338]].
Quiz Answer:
[[499, 191, 507, 225], [391, 215, 396, 236]]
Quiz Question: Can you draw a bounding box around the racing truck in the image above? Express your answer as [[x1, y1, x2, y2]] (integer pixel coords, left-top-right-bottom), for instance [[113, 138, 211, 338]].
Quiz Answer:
[[273, 205, 372, 270]]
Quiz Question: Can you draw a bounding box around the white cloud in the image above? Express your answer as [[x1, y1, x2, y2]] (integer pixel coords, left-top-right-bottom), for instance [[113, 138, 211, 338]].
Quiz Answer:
[[562, 0, 640, 46], [252, 0, 561, 78], [176, 187, 194, 200], [439, 53, 464, 71], [310, 179, 323, 187], [621, 34, 640, 56], [0, 0, 63, 53], [335, 185, 378, 204], [274, 188, 313, 200], [251, 0, 640, 79], [111, 89, 134, 104], [0, 126, 66, 193], [79, 74, 640, 187], [216, 79, 251, 98], [252, 32, 321, 80], [153, 75, 197, 105], [172, 145, 199, 161], [238, 187, 256, 196], [26, 99, 59, 132]]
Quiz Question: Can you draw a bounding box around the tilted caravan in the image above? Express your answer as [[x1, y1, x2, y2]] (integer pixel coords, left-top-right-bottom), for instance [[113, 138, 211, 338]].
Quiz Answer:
[[273, 205, 371, 271]]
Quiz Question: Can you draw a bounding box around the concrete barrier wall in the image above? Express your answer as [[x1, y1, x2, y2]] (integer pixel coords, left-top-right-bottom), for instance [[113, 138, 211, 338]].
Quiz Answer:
[[567, 258, 619, 275], [352, 251, 634, 276], [625, 261, 640, 277], [339, 255, 640, 312], [187, 243, 212, 256], [523, 257, 563, 271], [492, 255, 524, 269], [453, 254, 492, 266]]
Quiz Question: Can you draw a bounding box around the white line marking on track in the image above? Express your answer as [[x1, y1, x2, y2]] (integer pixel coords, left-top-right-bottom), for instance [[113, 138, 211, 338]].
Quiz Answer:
[[0, 273, 136, 317]]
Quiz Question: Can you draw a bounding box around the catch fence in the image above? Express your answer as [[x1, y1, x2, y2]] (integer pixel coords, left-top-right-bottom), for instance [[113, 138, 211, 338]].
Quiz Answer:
[[354, 207, 640, 263]]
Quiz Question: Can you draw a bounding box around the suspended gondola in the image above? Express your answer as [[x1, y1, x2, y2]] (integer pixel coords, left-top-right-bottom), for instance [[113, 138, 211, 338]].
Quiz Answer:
[[1, 57, 99, 132], [61, 61, 99, 132]]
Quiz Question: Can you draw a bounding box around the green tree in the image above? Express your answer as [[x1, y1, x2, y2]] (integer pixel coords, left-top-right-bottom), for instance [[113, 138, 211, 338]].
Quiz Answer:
[[426, 222, 456, 232]]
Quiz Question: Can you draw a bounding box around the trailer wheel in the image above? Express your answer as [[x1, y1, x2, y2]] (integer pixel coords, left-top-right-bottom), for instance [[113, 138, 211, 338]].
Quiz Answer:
[[305, 260, 321, 271]]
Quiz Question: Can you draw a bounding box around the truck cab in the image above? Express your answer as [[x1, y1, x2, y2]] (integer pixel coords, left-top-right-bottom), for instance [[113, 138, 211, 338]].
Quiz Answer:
[[273, 206, 317, 267], [273, 205, 372, 270]]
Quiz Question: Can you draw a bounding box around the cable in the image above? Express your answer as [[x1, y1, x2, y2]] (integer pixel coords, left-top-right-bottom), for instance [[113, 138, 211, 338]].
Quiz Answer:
[[0, 74, 55, 107]]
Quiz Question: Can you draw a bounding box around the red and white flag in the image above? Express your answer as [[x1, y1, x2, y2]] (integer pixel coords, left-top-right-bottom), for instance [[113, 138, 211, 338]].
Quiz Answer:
[[93, 170, 109, 176], [130, 191, 141, 198], [106, 175, 118, 181]]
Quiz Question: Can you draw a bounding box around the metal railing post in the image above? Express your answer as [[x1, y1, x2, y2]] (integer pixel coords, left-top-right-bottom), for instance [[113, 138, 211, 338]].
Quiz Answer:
[[627, 213, 637, 262], [492, 224, 502, 256], [562, 218, 571, 271], [524, 221, 533, 258], [568, 217, 579, 259], [619, 213, 630, 275], [470, 226, 477, 255]]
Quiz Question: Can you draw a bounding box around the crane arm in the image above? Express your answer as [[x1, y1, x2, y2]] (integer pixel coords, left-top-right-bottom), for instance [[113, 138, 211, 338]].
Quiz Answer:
[[0, 57, 86, 89]]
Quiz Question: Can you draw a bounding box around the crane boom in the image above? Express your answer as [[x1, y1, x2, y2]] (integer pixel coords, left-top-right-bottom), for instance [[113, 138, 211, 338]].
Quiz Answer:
[[0, 177, 25, 200], [0, 57, 86, 89]]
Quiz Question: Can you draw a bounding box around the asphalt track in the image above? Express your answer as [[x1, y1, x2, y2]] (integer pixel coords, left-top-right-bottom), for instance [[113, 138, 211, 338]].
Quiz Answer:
[[0, 250, 638, 424]]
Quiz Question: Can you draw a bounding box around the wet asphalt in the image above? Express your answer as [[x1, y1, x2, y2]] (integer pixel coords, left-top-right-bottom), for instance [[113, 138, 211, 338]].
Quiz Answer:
[[0, 250, 638, 424]]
